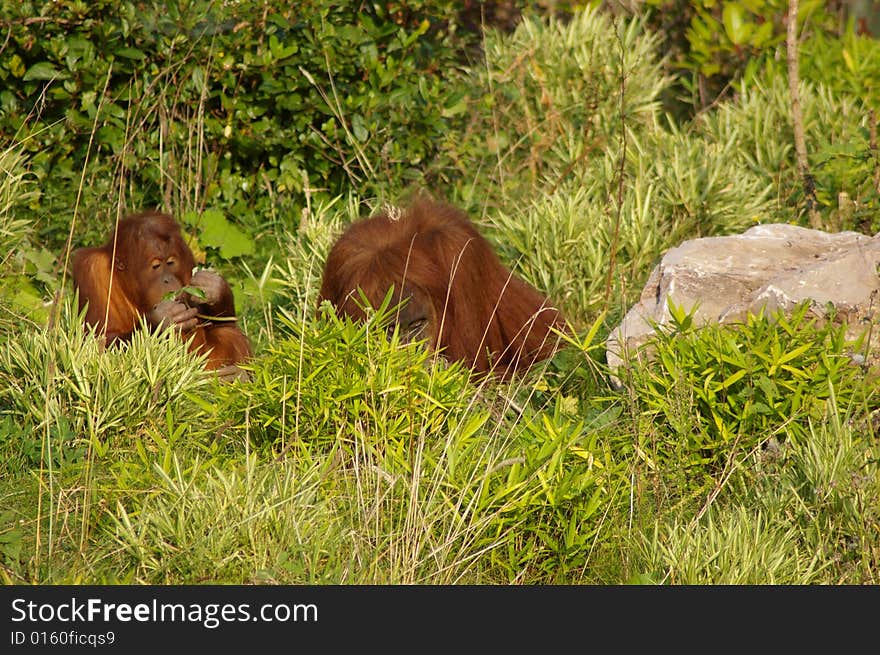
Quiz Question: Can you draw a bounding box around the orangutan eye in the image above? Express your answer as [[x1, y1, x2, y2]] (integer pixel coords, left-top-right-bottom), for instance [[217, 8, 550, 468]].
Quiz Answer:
[[150, 259, 162, 270]]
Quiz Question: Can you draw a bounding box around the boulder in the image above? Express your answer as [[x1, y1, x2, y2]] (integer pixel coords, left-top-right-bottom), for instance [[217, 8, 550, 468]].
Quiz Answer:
[[606, 223, 880, 379]]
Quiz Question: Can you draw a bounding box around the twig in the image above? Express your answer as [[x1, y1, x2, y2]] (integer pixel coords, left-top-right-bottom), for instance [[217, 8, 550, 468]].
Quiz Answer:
[[869, 108, 879, 196], [786, 0, 822, 228], [0, 17, 74, 27], [604, 17, 628, 304]]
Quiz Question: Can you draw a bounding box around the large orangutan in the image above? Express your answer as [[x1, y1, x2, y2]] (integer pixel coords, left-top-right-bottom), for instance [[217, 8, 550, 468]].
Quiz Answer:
[[71, 211, 252, 380], [318, 198, 565, 377]]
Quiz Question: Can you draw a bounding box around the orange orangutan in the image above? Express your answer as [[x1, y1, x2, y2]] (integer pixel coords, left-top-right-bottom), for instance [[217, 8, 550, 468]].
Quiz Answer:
[[72, 211, 252, 379], [318, 198, 565, 377]]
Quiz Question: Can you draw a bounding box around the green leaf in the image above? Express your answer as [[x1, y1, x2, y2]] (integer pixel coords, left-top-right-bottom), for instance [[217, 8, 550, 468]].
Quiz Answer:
[[720, 368, 747, 389], [401, 19, 430, 48], [0, 523, 23, 562], [776, 342, 813, 366], [441, 92, 468, 118], [115, 47, 146, 60], [9, 54, 25, 78], [350, 114, 368, 142], [755, 376, 778, 399], [751, 20, 775, 48], [842, 49, 855, 74], [197, 209, 255, 259], [721, 3, 749, 45], [22, 62, 69, 81]]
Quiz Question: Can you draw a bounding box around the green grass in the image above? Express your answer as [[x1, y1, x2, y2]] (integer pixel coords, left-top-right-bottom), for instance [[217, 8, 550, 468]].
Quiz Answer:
[[636, 408, 880, 584], [3, 287, 878, 584]]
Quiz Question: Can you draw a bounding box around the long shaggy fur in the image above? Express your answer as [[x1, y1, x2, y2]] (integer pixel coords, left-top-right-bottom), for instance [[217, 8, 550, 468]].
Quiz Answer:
[[319, 198, 565, 377], [72, 211, 252, 370]]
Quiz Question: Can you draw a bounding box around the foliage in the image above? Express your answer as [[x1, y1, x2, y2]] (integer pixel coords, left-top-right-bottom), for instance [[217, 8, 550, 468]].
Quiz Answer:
[[440, 7, 775, 332], [0, 0, 472, 254], [99, 302, 617, 583], [482, 403, 616, 581], [683, 0, 789, 78], [219, 302, 472, 452], [486, 119, 773, 326], [101, 405, 615, 583], [2, 3, 880, 587], [771, 411, 880, 581], [797, 28, 880, 230], [623, 302, 868, 479], [801, 26, 880, 112], [638, 408, 880, 583], [0, 298, 213, 469], [639, 505, 824, 584], [432, 6, 669, 208], [180, 208, 255, 260], [0, 142, 50, 329], [267, 194, 354, 314], [106, 456, 346, 584], [641, 0, 835, 112], [695, 71, 876, 229]]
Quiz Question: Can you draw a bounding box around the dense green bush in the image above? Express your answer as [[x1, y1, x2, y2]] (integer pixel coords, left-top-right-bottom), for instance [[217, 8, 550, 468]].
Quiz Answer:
[[199, 303, 617, 582], [0, 0, 472, 253], [639, 0, 835, 113], [0, 141, 49, 330], [485, 124, 774, 325], [623, 302, 869, 479], [220, 304, 472, 453], [695, 69, 877, 229], [432, 7, 669, 208], [0, 298, 213, 469], [799, 28, 880, 230]]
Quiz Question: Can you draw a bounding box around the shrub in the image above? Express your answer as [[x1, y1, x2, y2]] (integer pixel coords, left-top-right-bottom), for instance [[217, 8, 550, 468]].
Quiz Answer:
[[0, 0, 471, 253], [696, 60, 877, 229], [623, 302, 869, 479], [432, 6, 669, 207], [639, 0, 835, 114], [485, 120, 774, 327], [0, 141, 49, 330], [200, 302, 617, 582], [0, 299, 213, 469]]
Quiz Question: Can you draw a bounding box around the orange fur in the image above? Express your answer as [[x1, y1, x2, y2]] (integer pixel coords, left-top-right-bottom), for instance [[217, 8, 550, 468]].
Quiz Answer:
[[72, 212, 252, 371], [72, 247, 141, 341], [319, 198, 565, 377]]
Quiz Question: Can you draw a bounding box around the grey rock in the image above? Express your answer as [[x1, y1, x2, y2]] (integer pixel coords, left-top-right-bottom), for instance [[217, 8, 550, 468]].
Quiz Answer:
[[606, 224, 880, 379]]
